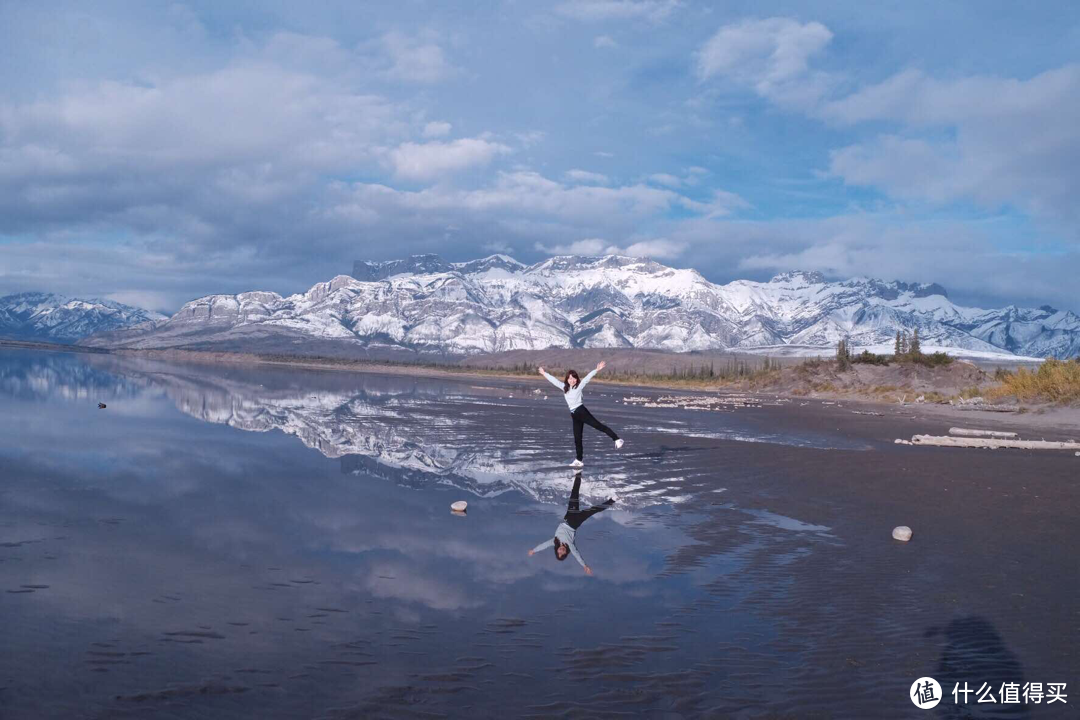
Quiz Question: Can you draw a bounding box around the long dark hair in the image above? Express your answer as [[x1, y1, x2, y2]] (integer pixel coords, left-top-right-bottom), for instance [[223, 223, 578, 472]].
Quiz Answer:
[[553, 538, 569, 561], [563, 370, 580, 394]]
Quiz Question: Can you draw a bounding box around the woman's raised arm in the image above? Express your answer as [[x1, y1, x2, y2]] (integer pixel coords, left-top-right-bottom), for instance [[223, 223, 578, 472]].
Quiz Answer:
[[538, 367, 564, 390]]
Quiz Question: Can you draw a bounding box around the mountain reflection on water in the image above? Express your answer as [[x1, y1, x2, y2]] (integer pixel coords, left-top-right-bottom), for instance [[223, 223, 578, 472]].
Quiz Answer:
[[9, 350, 827, 508]]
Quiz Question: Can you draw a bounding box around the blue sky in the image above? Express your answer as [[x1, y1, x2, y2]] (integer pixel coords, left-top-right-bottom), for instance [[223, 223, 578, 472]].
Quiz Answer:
[[1, 0, 1078, 312]]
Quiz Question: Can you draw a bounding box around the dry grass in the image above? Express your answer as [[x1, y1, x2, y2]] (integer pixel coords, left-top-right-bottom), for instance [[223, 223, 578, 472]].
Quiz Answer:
[[986, 358, 1080, 403]]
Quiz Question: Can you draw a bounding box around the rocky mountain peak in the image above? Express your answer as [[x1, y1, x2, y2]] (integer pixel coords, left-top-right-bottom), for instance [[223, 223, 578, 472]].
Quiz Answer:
[[26, 253, 1075, 360], [351, 254, 454, 281], [0, 292, 165, 344], [769, 270, 827, 285]]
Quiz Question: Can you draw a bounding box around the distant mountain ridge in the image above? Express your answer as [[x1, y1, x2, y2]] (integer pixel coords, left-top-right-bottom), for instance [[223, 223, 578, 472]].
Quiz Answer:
[[72, 254, 1080, 359], [0, 292, 165, 344]]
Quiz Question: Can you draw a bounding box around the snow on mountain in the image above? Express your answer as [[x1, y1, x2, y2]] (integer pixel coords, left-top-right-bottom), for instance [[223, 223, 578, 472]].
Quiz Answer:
[[0, 292, 166, 344], [80, 255, 1080, 359]]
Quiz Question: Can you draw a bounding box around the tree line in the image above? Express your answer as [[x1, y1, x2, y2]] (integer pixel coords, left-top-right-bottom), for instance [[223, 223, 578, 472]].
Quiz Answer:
[[836, 328, 952, 370]]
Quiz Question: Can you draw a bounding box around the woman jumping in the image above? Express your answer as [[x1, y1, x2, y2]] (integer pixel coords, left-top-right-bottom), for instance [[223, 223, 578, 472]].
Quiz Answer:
[[539, 361, 623, 468]]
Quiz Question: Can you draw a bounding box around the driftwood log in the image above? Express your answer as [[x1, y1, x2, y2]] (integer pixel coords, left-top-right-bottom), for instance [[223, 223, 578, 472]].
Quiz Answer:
[[948, 427, 1017, 439], [911, 435, 1080, 451], [954, 404, 1019, 412]]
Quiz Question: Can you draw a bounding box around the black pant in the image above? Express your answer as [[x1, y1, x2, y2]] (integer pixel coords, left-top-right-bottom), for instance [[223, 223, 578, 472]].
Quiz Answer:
[[572, 405, 618, 461], [565, 472, 614, 529]]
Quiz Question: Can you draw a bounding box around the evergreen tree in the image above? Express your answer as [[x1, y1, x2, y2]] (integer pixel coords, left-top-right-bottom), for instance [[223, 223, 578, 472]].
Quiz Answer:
[[910, 328, 921, 356], [836, 338, 851, 370], [894, 330, 901, 356], [901, 331, 909, 354]]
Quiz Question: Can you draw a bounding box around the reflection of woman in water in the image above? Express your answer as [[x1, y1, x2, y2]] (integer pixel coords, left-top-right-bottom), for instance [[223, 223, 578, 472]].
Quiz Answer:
[[528, 473, 614, 576], [538, 361, 622, 468]]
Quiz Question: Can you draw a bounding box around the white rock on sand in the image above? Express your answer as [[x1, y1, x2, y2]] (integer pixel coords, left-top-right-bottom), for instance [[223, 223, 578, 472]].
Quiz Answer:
[[451, 501, 468, 513], [892, 526, 913, 542]]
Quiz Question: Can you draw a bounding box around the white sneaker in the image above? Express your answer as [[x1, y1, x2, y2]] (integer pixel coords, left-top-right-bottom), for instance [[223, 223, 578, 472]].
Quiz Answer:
[[615, 439, 624, 449], [570, 459, 584, 468]]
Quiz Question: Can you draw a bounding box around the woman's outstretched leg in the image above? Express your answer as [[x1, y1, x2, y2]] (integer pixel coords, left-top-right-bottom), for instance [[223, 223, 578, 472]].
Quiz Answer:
[[579, 407, 619, 442]]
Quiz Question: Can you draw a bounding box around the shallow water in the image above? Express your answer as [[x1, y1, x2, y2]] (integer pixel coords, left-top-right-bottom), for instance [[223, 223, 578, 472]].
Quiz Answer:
[[0, 349, 1073, 718]]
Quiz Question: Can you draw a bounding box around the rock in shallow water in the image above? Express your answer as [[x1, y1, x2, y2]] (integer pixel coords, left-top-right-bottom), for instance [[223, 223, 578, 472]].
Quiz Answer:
[[892, 526, 913, 542]]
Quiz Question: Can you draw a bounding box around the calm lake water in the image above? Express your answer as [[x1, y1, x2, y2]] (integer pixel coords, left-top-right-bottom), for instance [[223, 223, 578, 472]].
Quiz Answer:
[[0, 348, 1072, 718]]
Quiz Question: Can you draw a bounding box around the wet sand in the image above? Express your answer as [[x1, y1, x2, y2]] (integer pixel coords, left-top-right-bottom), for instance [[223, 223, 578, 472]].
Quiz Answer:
[[0, 349, 1076, 718]]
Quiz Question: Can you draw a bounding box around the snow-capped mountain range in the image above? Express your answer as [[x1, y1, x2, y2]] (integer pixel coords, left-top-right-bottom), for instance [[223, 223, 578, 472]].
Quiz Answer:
[[30, 254, 1080, 359], [0, 292, 166, 344]]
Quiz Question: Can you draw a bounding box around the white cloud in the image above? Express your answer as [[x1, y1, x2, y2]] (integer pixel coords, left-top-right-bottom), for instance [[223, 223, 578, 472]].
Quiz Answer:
[[0, 65, 395, 171], [694, 18, 1080, 228], [535, 238, 609, 255], [555, 0, 680, 23], [515, 130, 547, 148], [564, 169, 609, 185], [535, 236, 686, 259], [363, 564, 481, 611], [256, 30, 456, 86], [699, 189, 751, 218], [482, 240, 513, 254], [828, 135, 960, 202], [388, 138, 511, 181], [421, 120, 452, 138], [0, 58, 406, 240], [661, 212, 1080, 310], [0, 237, 284, 310], [663, 166, 710, 187], [377, 31, 456, 83], [593, 35, 618, 49], [697, 17, 834, 108], [593, 151, 615, 158], [821, 65, 1080, 222], [622, 238, 686, 258], [648, 173, 682, 188], [408, 170, 719, 220], [324, 171, 744, 245], [258, 31, 353, 73]]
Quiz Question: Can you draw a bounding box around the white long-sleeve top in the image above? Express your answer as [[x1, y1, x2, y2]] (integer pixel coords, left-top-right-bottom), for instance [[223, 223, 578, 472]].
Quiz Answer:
[[541, 368, 598, 412], [531, 523, 586, 568]]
